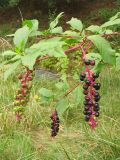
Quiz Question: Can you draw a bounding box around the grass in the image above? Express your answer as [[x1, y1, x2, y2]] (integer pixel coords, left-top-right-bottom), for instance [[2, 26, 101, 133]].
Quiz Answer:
[[0, 66, 120, 160], [0, 24, 11, 37]]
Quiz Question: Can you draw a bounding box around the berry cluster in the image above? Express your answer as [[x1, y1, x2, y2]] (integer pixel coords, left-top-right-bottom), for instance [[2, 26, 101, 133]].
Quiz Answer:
[[50, 110, 60, 137], [14, 68, 34, 120], [80, 59, 101, 128]]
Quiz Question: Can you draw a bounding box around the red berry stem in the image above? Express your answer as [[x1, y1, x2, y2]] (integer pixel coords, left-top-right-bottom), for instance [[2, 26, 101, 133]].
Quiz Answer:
[[80, 45, 101, 129]]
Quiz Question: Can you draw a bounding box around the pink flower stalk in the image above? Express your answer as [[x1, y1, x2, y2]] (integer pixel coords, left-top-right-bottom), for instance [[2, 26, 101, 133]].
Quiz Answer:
[[14, 68, 34, 120]]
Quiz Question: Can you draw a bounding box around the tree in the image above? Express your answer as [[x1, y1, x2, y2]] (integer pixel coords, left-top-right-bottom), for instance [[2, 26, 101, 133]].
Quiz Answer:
[[0, 0, 20, 8]]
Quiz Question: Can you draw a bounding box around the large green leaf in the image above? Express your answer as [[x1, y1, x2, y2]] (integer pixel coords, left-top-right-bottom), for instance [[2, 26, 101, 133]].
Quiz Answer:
[[51, 26, 63, 34], [86, 25, 100, 33], [63, 30, 80, 37], [88, 35, 116, 65], [86, 53, 102, 64], [29, 31, 43, 37], [86, 53, 103, 72], [23, 19, 41, 37], [50, 12, 64, 30], [39, 88, 53, 98], [13, 26, 30, 51], [4, 60, 21, 81], [21, 52, 42, 70], [6, 55, 22, 64], [23, 19, 39, 32], [92, 63, 105, 73], [101, 18, 120, 28], [110, 12, 120, 21], [56, 98, 69, 115], [67, 17, 83, 31], [2, 50, 17, 57], [26, 37, 66, 58]]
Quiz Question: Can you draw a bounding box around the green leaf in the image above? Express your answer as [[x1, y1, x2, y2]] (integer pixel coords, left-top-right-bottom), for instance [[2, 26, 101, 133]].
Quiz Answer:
[[101, 18, 120, 28], [23, 19, 39, 32], [56, 98, 69, 115], [9, 55, 22, 62], [22, 19, 43, 37], [26, 37, 66, 58], [21, 52, 42, 70], [29, 31, 43, 37], [39, 88, 53, 98], [92, 63, 105, 72], [86, 25, 100, 33], [4, 60, 21, 81], [67, 17, 83, 31], [110, 12, 120, 21], [0, 61, 8, 69], [13, 26, 30, 51], [50, 12, 64, 30], [2, 50, 17, 56], [104, 30, 113, 34], [88, 35, 116, 65], [86, 53, 104, 72], [63, 30, 80, 37], [51, 26, 63, 34], [65, 38, 79, 44], [86, 53, 102, 63]]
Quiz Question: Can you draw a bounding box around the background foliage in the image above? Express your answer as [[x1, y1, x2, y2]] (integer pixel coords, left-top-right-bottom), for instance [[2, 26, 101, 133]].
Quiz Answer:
[[0, 0, 120, 8]]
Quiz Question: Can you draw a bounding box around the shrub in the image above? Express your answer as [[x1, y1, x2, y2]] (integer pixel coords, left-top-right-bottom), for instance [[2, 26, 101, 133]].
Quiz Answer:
[[0, 0, 20, 8]]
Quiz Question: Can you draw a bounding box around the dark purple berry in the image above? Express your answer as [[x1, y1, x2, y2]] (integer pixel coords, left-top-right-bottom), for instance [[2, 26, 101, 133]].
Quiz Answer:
[[92, 78, 95, 82], [90, 60, 95, 66], [84, 59, 90, 65], [86, 80, 91, 86], [84, 106, 89, 111], [80, 73, 86, 81], [88, 101, 93, 105], [84, 101, 89, 105], [80, 73, 86, 78], [93, 73, 99, 79], [94, 103, 99, 108], [80, 77, 85, 81], [94, 95, 101, 102], [95, 112, 100, 117], [85, 96, 90, 101], [87, 110, 92, 115], [83, 111, 88, 115], [83, 90, 88, 95], [83, 85, 88, 90], [85, 115, 90, 121], [56, 128, 59, 132], [93, 83, 101, 90], [93, 106, 100, 111], [94, 92, 100, 98]]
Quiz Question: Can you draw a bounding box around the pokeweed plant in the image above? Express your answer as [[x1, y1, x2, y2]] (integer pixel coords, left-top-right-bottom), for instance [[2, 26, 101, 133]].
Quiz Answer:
[[1, 12, 120, 137]]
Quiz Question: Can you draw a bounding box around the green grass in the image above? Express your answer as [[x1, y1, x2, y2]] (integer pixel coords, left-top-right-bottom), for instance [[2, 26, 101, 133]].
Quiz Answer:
[[0, 67, 120, 160], [0, 24, 11, 37]]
